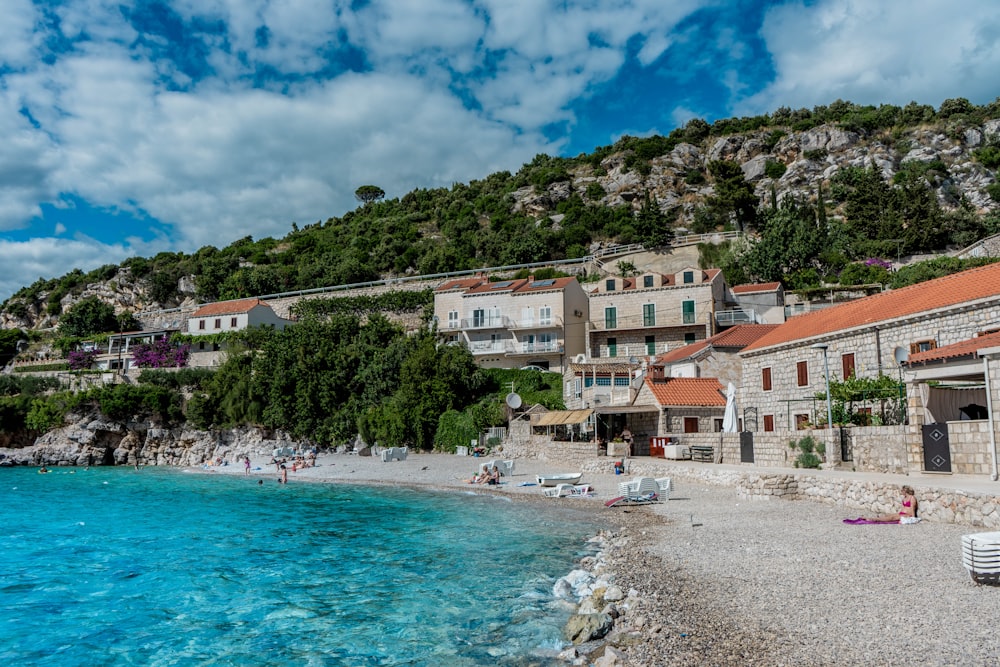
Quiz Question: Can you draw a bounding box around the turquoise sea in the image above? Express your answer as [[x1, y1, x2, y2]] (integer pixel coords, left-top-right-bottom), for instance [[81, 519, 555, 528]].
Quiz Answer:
[[0, 468, 600, 666]]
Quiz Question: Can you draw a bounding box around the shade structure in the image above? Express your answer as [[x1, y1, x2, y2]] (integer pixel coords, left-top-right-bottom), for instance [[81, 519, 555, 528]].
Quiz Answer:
[[532, 409, 594, 426], [721, 382, 739, 433]]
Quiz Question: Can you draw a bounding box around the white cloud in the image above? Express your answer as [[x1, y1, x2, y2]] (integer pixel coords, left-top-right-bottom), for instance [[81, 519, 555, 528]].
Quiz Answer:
[[54, 223, 66, 235], [741, 0, 1000, 114], [0, 237, 138, 303]]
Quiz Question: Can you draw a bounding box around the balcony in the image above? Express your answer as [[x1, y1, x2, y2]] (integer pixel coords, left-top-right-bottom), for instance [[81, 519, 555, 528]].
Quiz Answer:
[[468, 340, 507, 355], [506, 341, 562, 356], [589, 312, 700, 331], [715, 309, 754, 326], [460, 315, 513, 330], [508, 316, 563, 331]]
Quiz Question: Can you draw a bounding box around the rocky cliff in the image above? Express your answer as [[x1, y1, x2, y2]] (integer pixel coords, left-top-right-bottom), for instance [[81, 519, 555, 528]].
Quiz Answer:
[[0, 411, 312, 468]]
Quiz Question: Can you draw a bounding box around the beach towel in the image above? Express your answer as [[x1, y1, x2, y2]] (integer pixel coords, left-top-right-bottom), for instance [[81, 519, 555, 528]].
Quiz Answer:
[[842, 517, 900, 525]]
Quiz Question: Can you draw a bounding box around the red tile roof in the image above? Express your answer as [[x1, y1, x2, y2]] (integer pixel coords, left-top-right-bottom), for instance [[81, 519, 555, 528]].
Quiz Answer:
[[907, 331, 1000, 364], [656, 340, 709, 364], [435, 277, 486, 292], [654, 325, 779, 365], [647, 377, 726, 407], [191, 298, 267, 317], [743, 262, 1000, 353], [732, 282, 782, 294], [514, 277, 578, 293]]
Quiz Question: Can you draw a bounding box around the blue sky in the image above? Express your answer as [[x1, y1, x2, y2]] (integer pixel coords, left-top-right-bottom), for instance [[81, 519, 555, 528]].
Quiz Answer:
[[0, 0, 998, 302]]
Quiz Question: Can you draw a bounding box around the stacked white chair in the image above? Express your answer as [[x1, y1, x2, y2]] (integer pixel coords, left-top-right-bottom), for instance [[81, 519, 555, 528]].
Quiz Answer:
[[962, 532, 1000, 583]]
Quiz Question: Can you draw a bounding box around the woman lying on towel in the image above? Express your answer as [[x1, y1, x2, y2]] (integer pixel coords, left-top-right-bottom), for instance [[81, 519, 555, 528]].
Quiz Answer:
[[844, 486, 920, 524]]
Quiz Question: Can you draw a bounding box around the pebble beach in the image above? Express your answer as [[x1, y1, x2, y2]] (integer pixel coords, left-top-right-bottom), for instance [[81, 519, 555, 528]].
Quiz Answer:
[[203, 452, 1000, 666]]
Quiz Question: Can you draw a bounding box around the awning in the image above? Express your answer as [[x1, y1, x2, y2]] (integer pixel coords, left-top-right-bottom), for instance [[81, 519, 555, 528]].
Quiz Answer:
[[593, 405, 659, 414], [532, 409, 594, 426]]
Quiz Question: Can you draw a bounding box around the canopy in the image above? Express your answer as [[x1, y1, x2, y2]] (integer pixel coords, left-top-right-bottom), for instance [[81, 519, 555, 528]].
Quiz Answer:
[[532, 409, 594, 426]]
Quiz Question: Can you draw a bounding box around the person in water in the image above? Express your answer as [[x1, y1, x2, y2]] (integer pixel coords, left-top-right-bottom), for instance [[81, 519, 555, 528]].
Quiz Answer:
[[863, 486, 919, 523]]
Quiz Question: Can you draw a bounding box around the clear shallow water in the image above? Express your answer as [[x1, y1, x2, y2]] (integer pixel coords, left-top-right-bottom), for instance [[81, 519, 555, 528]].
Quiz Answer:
[[0, 468, 600, 666]]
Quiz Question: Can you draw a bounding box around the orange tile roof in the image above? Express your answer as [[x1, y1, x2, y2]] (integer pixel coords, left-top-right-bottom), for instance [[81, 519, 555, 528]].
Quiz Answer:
[[743, 262, 1000, 353], [435, 277, 486, 292], [710, 324, 780, 347], [647, 377, 726, 407], [654, 324, 779, 365], [655, 340, 709, 364], [907, 331, 1000, 365], [464, 278, 529, 295], [732, 281, 782, 294], [514, 276, 578, 293], [190, 298, 267, 317]]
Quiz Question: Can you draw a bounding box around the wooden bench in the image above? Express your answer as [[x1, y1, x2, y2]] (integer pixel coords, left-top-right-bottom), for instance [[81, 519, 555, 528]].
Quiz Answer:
[[690, 445, 715, 462]]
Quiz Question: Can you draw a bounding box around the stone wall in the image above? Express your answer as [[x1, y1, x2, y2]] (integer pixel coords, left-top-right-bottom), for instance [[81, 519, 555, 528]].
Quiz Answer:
[[578, 459, 1000, 528]]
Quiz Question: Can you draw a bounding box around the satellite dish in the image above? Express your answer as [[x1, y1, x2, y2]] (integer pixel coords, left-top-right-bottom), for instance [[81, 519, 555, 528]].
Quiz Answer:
[[505, 392, 522, 409], [629, 356, 639, 364], [893, 346, 908, 366]]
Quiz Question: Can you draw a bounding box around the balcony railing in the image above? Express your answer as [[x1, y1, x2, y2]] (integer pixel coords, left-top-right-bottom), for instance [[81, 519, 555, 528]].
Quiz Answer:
[[592, 343, 660, 360], [468, 340, 507, 354], [589, 312, 702, 331], [460, 315, 513, 330], [508, 316, 563, 330], [715, 309, 754, 326], [506, 341, 562, 355]]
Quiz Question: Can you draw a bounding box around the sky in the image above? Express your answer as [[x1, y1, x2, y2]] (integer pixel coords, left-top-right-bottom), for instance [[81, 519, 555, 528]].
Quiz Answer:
[[1, 0, 998, 302]]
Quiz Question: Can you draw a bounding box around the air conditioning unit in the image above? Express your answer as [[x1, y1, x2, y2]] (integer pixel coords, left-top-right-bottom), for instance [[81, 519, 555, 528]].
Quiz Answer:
[[574, 353, 586, 363], [573, 309, 583, 317]]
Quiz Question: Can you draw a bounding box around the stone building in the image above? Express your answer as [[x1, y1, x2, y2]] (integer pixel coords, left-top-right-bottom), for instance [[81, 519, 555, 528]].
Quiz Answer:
[[739, 262, 1000, 472], [654, 323, 779, 387], [585, 267, 727, 360], [432, 274, 589, 373]]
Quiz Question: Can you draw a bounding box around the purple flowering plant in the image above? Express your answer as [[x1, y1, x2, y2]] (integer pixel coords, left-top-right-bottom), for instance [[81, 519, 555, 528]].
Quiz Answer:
[[131, 338, 190, 368], [863, 257, 893, 270], [68, 348, 98, 371]]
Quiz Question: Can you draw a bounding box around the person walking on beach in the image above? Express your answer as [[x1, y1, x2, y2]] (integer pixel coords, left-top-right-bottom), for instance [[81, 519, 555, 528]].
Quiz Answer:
[[244, 456, 251, 476]]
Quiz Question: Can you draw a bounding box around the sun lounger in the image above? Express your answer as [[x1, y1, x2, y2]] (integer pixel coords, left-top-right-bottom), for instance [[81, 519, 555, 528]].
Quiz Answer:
[[545, 483, 595, 498], [380, 446, 409, 462], [606, 477, 661, 507], [479, 459, 514, 478]]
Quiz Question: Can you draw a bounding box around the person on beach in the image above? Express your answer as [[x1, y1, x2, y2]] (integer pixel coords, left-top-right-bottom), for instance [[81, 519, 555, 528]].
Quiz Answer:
[[858, 486, 919, 523], [244, 456, 251, 476], [466, 469, 489, 484], [279, 464, 288, 484], [620, 428, 633, 456], [487, 465, 500, 485]]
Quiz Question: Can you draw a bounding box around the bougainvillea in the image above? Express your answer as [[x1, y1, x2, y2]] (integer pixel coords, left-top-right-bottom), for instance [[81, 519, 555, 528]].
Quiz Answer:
[[131, 338, 190, 369], [864, 257, 893, 270], [68, 348, 98, 371]]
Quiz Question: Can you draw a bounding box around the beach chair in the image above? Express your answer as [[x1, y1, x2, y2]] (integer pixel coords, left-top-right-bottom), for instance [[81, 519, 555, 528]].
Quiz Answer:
[[545, 484, 595, 498], [496, 459, 514, 478], [655, 477, 671, 502], [607, 477, 660, 507]]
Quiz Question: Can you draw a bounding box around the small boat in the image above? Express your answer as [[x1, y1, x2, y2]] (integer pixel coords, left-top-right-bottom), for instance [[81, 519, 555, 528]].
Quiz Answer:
[[536, 473, 583, 487]]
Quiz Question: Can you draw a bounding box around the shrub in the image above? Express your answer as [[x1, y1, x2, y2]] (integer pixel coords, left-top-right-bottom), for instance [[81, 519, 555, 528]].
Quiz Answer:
[[789, 435, 825, 469], [986, 182, 1000, 203], [585, 182, 606, 200], [68, 349, 98, 371], [764, 160, 787, 179], [803, 148, 828, 161]]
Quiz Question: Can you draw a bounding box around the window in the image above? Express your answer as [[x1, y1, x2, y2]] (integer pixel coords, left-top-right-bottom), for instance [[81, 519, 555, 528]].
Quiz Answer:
[[684, 417, 699, 433], [684, 333, 696, 344], [796, 360, 809, 387], [762, 367, 772, 391], [645, 335, 655, 355], [842, 353, 856, 380], [604, 307, 617, 329], [910, 340, 937, 354], [214, 318, 221, 330], [682, 300, 695, 324], [683, 271, 694, 284], [230, 317, 237, 327], [795, 414, 810, 430], [608, 338, 617, 357], [573, 379, 582, 398], [605, 279, 616, 291], [448, 311, 459, 329], [539, 306, 552, 325], [472, 308, 485, 327], [642, 303, 656, 326], [198, 342, 206, 350], [714, 418, 724, 432], [595, 377, 612, 386], [763, 415, 775, 432], [614, 377, 631, 387], [198, 320, 206, 330], [855, 407, 873, 426], [643, 275, 654, 288]]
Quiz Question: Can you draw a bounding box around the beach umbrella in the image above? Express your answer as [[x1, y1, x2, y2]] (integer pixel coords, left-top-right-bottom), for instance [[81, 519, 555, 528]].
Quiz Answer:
[[722, 382, 739, 433]]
